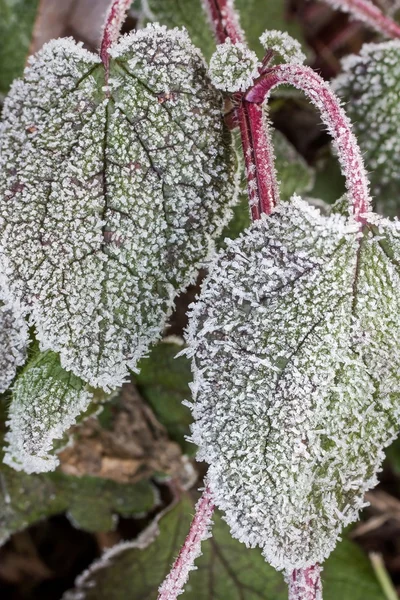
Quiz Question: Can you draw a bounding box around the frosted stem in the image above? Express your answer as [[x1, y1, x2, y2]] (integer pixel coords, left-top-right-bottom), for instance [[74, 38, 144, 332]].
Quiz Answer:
[[319, 0, 400, 38], [246, 64, 372, 221], [203, 0, 279, 216], [157, 487, 215, 600], [288, 565, 323, 600], [100, 0, 132, 74], [201, 0, 244, 44]]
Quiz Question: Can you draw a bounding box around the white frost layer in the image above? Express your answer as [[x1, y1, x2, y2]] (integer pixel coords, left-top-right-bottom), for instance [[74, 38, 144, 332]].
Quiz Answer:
[[209, 39, 260, 92], [0, 24, 236, 391], [186, 196, 400, 570], [0, 297, 28, 393], [4, 354, 92, 474]]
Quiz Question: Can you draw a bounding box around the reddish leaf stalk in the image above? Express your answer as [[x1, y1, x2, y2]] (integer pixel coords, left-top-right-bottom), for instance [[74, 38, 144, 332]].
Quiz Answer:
[[319, 0, 400, 38], [157, 487, 215, 600], [203, 0, 279, 217], [289, 565, 323, 600], [100, 0, 132, 76], [246, 63, 372, 221]]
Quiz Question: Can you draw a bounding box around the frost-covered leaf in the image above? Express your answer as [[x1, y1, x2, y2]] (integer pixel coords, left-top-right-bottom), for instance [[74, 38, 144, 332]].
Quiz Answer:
[[259, 30, 306, 65], [334, 41, 400, 216], [0, 0, 40, 95], [4, 350, 93, 474], [62, 494, 287, 600], [0, 466, 156, 546], [186, 196, 400, 571], [135, 338, 195, 455], [0, 298, 28, 393], [0, 24, 236, 390], [208, 40, 260, 92]]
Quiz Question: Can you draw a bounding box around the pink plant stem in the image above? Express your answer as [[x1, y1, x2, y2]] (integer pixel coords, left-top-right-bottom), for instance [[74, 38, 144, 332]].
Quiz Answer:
[[100, 0, 132, 76], [288, 565, 323, 600], [202, 0, 279, 217], [157, 487, 215, 600], [246, 63, 372, 221], [319, 0, 400, 38]]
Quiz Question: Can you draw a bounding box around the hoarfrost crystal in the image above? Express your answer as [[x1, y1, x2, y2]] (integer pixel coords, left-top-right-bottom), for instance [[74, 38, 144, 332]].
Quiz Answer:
[[0, 24, 236, 390], [259, 30, 306, 65], [208, 39, 260, 92], [186, 196, 400, 571], [4, 351, 92, 474]]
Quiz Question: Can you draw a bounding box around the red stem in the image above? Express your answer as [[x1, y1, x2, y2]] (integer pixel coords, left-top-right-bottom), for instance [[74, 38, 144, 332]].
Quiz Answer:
[[246, 64, 372, 221], [288, 565, 323, 600], [320, 0, 400, 38], [202, 0, 279, 217], [100, 0, 132, 76], [157, 487, 215, 600], [202, 0, 244, 44]]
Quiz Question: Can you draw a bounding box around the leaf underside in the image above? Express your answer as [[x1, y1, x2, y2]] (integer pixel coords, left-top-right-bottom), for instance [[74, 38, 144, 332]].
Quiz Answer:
[[186, 197, 400, 570], [0, 24, 236, 390]]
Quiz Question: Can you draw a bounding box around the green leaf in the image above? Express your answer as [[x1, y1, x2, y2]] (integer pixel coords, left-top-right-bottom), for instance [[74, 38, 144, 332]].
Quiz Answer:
[[0, 24, 236, 391], [334, 41, 400, 216], [62, 494, 386, 600], [0, 0, 39, 95], [0, 466, 156, 545], [323, 539, 386, 600], [3, 350, 94, 474], [186, 196, 400, 570], [0, 298, 28, 393], [62, 494, 287, 600], [135, 339, 195, 455], [140, 0, 305, 60]]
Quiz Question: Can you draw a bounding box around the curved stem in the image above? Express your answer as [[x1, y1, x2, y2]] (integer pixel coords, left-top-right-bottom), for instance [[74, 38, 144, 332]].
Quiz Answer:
[[157, 487, 215, 600], [319, 0, 400, 39], [246, 64, 372, 221], [288, 565, 323, 600], [100, 0, 132, 76]]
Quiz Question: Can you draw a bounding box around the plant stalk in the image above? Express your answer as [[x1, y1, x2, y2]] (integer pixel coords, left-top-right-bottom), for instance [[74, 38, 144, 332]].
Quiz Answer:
[[319, 0, 400, 39], [157, 487, 215, 600], [246, 63, 372, 221], [288, 565, 323, 600], [100, 0, 132, 76], [202, 0, 279, 217]]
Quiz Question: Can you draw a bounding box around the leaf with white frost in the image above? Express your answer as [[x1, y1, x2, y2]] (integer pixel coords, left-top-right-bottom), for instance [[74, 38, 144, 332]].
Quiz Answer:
[[0, 297, 28, 393], [334, 41, 400, 215], [4, 350, 93, 474], [186, 196, 400, 571], [0, 24, 236, 390]]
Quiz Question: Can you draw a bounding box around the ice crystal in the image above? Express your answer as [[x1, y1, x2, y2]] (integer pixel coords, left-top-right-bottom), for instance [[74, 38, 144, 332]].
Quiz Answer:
[[334, 41, 400, 205], [0, 24, 236, 390], [4, 350, 92, 474], [259, 30, 306, 65], [0, 297, 28, 393], [186, 196, 400, 571], [208, 39, 260, 92]]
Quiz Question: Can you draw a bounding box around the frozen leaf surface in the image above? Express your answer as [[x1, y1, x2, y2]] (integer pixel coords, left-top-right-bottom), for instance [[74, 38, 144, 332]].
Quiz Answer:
[[0, 25, 236, 390], [186, 197, 400, 570], [208, 40, 260, 92], [0, 298, 28, 393], [4, 350, 93, 474], [334, 41, 400, 214]]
